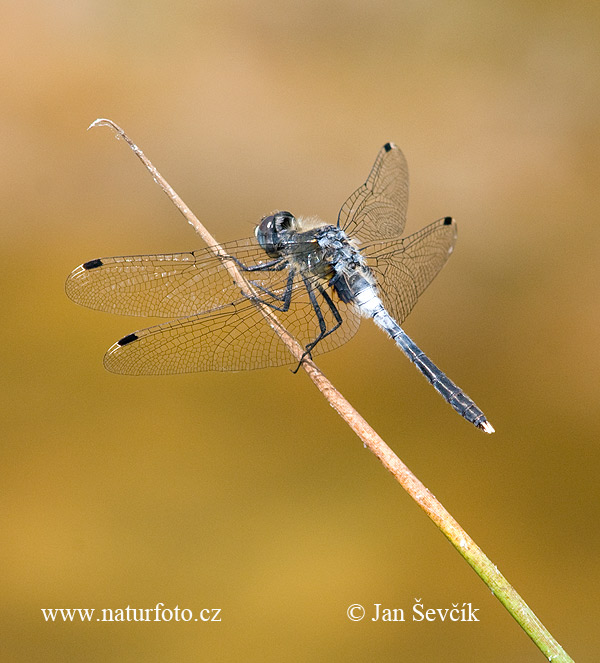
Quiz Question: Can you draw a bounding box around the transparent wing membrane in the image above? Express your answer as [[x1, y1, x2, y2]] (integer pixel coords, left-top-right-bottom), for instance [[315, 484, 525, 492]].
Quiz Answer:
[[362, 216, 457, 325], [103, 283, 361, 375], [337, 142, 409, 243], [66, 238, 276, 317]]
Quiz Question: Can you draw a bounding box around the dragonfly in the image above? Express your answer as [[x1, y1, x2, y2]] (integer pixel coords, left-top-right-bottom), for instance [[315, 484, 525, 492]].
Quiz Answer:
[[66, 142, 493, 433]]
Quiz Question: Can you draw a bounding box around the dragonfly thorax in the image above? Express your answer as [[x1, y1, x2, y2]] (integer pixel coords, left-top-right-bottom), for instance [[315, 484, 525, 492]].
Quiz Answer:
[[291, 224, 383, 317], [257, 212, 380, 315], [316, 227, 382, 315]]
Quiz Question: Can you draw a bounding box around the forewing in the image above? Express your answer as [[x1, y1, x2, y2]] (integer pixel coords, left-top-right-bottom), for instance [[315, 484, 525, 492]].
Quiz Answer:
[[363, 217, 457, 325], [65, 237, 292, 317], [103, 276, 362, 375], [337, 142, 409, 243]]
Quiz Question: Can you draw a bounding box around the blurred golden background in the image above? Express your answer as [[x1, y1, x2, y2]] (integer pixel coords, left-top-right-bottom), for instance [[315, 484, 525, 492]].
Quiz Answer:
[[2, 1, 598, 660]]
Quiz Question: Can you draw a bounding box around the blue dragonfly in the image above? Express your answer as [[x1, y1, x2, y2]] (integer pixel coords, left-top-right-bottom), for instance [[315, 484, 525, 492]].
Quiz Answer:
[[66, 143, 493, 432]]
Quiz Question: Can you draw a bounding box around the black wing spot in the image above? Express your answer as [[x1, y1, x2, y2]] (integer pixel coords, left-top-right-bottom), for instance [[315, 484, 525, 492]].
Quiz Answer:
[[443, 217, 453, 225], [83, 258, 103, 270], [384, 142, 393, 152], [117, 333, 138, 347]]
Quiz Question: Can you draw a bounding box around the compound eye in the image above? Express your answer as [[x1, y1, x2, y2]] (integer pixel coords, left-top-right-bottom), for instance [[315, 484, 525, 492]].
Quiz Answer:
[[257, 214, 275, 236]]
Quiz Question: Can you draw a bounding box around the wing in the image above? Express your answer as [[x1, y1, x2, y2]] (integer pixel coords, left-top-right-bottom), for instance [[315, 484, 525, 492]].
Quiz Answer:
[[65, 237, 298, 317], [337, 142, 409, 243], [103, 283, 362, 375], [362, 216, 457, 325]]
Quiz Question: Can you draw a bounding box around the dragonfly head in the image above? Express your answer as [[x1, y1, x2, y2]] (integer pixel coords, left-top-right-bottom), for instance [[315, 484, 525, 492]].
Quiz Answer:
[[255, 211, 297, 257]]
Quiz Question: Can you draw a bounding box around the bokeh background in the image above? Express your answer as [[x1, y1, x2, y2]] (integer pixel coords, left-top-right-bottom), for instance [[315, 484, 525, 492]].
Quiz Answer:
[[3, 1, 598, 661]]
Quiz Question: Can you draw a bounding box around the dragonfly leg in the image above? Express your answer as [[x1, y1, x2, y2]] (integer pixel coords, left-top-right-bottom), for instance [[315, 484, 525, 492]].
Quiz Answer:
[[222, 254, 297, 311], [292, 280, 343, 373], [244, 267, 296, 313], [223, 254, 288, 273], [246, 269, 294, 310]]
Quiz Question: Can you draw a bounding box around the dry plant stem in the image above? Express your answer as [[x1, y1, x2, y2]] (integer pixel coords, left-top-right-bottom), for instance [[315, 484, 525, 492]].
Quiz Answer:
[[89, 119, 574, 663]]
